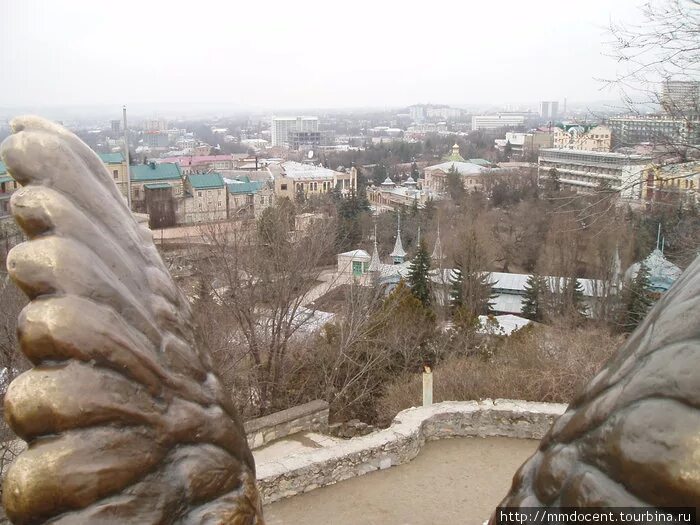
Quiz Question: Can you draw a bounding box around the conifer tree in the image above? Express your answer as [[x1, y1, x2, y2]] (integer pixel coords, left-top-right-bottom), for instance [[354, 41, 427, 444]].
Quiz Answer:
[[570, 277, 588, 317], [521, 274, 546, 321], [408, 240, 432, 308], [449, 231, 493, 316], [622, 263, 654, 332]]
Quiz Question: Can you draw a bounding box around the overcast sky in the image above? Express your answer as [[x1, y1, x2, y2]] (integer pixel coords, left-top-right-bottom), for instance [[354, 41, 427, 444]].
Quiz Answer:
[[1, 0, 646, 112]]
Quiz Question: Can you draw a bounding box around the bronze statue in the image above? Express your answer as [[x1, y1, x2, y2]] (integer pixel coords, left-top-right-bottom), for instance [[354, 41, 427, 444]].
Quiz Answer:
[[1, 117, 263, 525], [495, 252, 700, 512]]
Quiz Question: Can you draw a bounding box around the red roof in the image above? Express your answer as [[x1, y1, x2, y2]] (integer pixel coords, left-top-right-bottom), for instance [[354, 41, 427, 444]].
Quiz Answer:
[[159, 155, 235, 167]]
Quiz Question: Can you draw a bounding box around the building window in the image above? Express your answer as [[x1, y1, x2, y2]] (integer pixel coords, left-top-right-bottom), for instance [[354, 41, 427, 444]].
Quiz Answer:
[[281, 184, 287, 190], [198, 203, 202, 209], [197, 191, 202, 197], [113, 170, 119, 179]]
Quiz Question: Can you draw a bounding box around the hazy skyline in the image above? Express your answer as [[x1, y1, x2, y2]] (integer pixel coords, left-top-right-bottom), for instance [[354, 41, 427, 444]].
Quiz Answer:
[[2, 0, 645, 112]]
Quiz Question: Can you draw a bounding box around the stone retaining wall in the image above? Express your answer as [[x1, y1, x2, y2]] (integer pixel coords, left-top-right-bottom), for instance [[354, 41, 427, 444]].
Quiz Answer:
[[245, 399, 329, 449], [257, 399, 566, 504]]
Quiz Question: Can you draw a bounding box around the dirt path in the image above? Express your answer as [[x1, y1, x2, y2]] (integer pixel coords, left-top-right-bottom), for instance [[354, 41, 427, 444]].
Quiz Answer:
[[263, 436, 537, 525]]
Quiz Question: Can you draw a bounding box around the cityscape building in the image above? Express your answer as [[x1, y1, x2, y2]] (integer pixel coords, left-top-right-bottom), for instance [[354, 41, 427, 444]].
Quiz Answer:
[[271, 117, 319, 147]]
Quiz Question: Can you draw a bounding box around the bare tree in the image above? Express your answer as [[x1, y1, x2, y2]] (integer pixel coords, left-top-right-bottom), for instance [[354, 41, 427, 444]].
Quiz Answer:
[[605, 0, 700, 155], [192, 210, 337, 416]]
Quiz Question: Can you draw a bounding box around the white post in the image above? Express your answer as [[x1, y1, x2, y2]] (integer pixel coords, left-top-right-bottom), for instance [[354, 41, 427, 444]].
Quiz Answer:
[[422, 365, 433, 407], [123, 105, 132, 210]]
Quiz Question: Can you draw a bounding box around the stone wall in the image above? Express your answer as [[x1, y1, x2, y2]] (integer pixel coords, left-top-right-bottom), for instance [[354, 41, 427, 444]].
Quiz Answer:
[[257, 399, 566, 504], [245, 399, 329, 449]]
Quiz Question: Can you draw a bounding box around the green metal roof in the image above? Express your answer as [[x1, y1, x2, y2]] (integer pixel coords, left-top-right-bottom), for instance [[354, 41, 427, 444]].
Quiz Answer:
[[0, 175, 12, 185], [469, 158, 492, 167], [188, 172, 224, 190], [98, 152, 125, 164], [144, 183, 172, 190], [131, 162, 182, 182], [227, 179, 264, 195], [0, 161, 6, 175]]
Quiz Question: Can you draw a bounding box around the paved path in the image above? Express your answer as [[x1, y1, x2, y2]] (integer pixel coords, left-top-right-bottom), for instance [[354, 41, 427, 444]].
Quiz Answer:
[[263, 436, 537, 525]]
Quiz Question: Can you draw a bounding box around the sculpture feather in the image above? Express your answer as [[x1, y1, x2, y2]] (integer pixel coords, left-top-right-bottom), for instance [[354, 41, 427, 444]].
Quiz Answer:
[[494, 252, 700, 513], [1, 117, 263, 525]]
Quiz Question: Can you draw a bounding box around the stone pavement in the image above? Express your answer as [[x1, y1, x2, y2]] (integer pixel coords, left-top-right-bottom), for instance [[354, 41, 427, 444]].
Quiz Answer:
[[263, 436, 538, 525]]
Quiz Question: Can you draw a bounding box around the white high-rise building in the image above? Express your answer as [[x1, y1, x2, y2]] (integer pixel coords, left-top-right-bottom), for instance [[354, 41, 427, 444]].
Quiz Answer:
[[540, 101, 559, 120], [271, 116, 319, 147], [471, 114, 525, 131]]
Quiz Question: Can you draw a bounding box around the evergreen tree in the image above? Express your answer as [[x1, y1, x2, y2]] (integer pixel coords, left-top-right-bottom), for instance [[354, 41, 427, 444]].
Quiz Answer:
[[449, 231, 493, 316], [411, 161, 420, 179], [622, 263, 654, 332], [408, 241, 432, 308], [521, 274, 546, 321], [567, 277, 588, 318], [503, 140, 513, 160], [446, 165, 466, 204], [545, 167, 560, 194]]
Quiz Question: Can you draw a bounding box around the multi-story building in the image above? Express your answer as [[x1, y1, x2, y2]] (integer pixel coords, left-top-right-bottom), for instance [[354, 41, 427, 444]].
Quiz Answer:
[[143, 131, 169, 149], [110, 120, 121, 134], [423, 158, 491, 193], [471, 114, 525, 131], [130, 162, 184, 225], [408, 105, 426, 123], [552, 125, 611, 152], [539, 101, 559, 120], [538, 148, 651, 200], [183, 173, 227, 223], [159, 155, 237, 175], [288, 130, 322, 150], [272, 161, 356, 201], [643, 161, 700, 206], [271, 117, 319, 147], [608, 115, 700, 147], [98, 153, 129, 199], [661, 80, 700, 115], [494, 131, 553, 157], [226, 176, 275, 218]]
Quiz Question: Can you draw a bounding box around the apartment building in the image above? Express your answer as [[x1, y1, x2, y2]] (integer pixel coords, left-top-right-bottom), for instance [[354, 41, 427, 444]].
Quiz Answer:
[[538, 148, 651, 200], [608, 115, 700, 147], [472, 114, 525, 131], [552, 125, 611, 152], [271, 117, 319, 147], [272, 162, 356, 201]]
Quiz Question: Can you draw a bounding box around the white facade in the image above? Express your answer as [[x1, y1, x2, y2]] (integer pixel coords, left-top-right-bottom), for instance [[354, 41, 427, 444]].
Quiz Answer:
[[271, 116, 319, 147], [472, 115, 525, 131], [538, 148, 651, 200], [539, 101, 559, 119]]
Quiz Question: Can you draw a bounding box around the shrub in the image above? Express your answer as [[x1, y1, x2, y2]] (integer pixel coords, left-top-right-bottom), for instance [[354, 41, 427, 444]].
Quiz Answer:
[[376, 321, 624, 426]]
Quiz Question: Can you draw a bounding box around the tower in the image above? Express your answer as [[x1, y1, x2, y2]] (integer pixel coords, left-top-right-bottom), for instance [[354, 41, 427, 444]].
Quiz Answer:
[[390, 213, 407, 265]]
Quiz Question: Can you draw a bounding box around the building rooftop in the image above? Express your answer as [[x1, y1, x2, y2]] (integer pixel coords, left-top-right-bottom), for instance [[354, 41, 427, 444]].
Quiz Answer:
[[338, 249, 371, 260], [540, 148, 648, 160], [280, 161, 338, 180], [97, 152, 125, 164], [188, 172, 224, 190], [425, 161, 488, 175], [0, 160, 6, 176], [160, 155, 234, 167], [131, 162, 182, 182], [226, 177, 265, 195], [144, 183, 172, 190], [626, 249, 682, 292]]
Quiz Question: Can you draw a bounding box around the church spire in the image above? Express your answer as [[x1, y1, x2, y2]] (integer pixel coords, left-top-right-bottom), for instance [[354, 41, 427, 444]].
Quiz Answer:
[[390, 212, 406, 264], [368, 224, 381, 273], [431, 218, 445, 262]]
